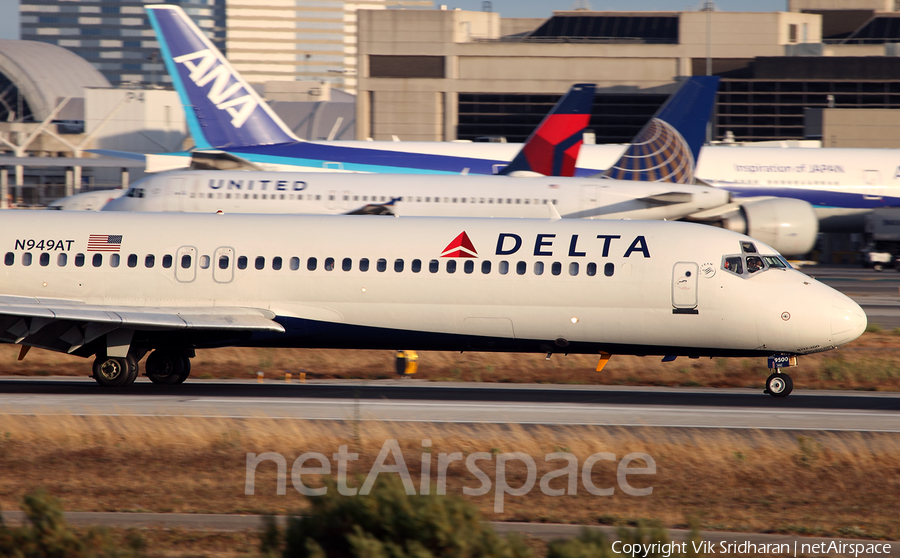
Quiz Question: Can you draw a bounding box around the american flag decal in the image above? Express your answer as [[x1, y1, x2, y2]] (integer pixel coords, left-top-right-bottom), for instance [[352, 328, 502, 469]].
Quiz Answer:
[[87, 234, 122, 252]]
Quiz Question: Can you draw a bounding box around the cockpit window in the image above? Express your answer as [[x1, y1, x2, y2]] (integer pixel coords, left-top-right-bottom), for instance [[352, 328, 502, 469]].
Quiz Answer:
[[723, 256, 743, 275], [763, 255, 787, 269], [747, 256, 765, 273], [740, 242, 757, 254]]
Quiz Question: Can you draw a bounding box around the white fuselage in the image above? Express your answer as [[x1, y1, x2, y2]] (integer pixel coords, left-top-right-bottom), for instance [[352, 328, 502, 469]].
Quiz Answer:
[[102, 171, 730, 221], [0, 212, 865, 357]]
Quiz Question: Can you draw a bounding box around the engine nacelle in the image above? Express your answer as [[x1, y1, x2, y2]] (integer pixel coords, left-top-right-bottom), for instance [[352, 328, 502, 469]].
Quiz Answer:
[[721, 198, 819, 256]]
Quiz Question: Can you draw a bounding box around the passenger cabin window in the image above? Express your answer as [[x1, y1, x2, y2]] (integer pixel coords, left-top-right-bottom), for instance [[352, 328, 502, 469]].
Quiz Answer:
[[307, 257, 317, 271], [342, 258, 352, 272], [360, 258, 370, 272], [394, 259, 404, 273], [57, 253, 67, 267], [219, 255, 230, 270], [446, 260, 457, 273], [499, 261, 509, 275], [604, 263, 615, 277], [429, 259, 439, 273], [180, 254, 191, 269], [481, 261, 491, 274], [109, 254, 119, 268], [40, 253, 49, 267], [377, 258, 387, 272], [162, 255, 173, 269], [199, 255, 211, 269], [238, 256, 248, 270], [290, 257, 300, 271], [411, 259, 421, 273], [586, 262, 597, 276], [92, 254, 102, 267], [569, 262, 579, 276], [534, 261, 544, 275], [464, 260, 474, 274], [255, 256, 265, 270], [75, 253, 85, 267], [324, 257, 335, 271], [4, 252, 12, 266], [273, 256, 283, 271], [22, 253, 32, 266], [516, 261, 526, 275], [127, 254, 137, 268], [551, 262, 562, 276]]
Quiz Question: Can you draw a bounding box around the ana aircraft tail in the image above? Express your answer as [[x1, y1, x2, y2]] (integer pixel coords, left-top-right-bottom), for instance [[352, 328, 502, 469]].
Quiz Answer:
[[146, 5, 299, 149], [499, 83, 596, 177], [602, 76, 720, 184]]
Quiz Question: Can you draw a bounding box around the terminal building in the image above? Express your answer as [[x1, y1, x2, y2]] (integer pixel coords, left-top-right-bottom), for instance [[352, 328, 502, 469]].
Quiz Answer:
[[356, 0, 900, 146]]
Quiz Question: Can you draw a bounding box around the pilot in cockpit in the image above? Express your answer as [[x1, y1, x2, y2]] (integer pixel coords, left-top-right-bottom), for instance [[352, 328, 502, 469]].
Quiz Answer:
[[747, 256, 764, 273]]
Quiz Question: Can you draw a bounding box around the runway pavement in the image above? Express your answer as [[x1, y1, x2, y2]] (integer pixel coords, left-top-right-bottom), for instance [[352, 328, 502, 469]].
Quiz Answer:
[[1, 377, 898, 432]]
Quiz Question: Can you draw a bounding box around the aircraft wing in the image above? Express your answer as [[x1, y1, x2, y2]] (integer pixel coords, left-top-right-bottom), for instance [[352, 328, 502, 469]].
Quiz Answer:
[[344, 196, 402, 216], [636, 192, 695, 205], [0, 295, 283, 355]]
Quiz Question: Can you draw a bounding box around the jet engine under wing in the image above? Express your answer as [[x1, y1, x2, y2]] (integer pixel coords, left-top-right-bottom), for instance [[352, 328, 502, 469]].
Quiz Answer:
[[0, 295, 283, 355]]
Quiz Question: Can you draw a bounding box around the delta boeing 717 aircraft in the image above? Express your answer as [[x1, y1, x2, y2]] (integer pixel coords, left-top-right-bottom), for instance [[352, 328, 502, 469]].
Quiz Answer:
[[0, 212, 864, 397]]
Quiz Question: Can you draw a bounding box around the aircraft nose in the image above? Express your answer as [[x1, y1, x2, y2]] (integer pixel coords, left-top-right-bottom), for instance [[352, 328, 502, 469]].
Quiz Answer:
[[831, 293, 867, 346]]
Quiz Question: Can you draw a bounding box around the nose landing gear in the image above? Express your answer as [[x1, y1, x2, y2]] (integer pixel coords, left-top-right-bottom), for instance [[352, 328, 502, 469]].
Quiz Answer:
[[764, 369, 793, 397]]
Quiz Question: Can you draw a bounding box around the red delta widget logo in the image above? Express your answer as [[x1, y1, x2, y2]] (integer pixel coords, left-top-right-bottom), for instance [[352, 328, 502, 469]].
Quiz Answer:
[[441, 232, 478, 258]]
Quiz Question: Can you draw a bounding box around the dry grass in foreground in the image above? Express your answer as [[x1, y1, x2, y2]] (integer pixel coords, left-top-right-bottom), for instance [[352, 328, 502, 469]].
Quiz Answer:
[[1, 331, 899, 391], [0, 414, 897, 541]]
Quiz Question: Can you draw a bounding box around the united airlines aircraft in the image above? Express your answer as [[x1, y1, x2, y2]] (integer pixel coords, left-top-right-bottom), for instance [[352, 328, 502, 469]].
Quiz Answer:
[[103, 170, 732, 225], [0, 212, 865, 397]]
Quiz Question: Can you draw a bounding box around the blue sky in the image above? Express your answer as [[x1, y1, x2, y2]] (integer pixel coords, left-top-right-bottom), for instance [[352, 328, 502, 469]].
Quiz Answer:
[[0, 0, 790, 41]]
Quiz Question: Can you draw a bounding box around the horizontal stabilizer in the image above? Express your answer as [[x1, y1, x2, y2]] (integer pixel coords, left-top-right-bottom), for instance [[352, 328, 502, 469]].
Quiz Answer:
[[85, 149, 147, 162]]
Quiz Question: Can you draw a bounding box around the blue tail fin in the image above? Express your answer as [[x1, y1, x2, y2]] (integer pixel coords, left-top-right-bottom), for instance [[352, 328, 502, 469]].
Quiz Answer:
[[146, 5, 299, 149], [602, 76, 720, 184], [500, 83, 595, 177]]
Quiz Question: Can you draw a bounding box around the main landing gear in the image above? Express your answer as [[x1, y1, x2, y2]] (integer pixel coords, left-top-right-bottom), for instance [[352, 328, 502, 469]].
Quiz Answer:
[[144, 350, 192, 385], [92, 353, 139, 387], [764, 369, 793, 397], [91, 349, 193, 387]]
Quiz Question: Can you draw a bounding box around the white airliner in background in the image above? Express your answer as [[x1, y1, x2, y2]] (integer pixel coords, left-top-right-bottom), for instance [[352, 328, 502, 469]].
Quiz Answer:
[[102, 170, 733, 225], [47, 189, 124, 211], [0, 212, 864, 397]]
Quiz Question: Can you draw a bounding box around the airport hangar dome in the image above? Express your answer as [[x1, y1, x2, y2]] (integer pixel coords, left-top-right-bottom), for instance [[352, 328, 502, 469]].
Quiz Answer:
[[0, 39, 110, 121]]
